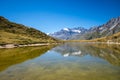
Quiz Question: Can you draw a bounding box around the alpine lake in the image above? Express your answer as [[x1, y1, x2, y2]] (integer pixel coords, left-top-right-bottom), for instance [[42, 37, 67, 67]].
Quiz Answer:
[[0, 42, 120, 80]]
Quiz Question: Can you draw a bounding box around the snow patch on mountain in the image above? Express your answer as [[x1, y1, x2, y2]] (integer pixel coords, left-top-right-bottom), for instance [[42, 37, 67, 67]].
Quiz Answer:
[[109, 23, 118, 30], [49, 27, 87, 40], [63, 28, 69, 31], [72, 30, 81, 33], [47, 33, 50, 35]]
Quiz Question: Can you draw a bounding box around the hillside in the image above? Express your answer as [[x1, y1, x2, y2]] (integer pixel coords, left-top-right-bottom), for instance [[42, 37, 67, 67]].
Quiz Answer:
[[67, 32, 120, 43], [88, 31, 120, 43], [0, 16, 58, 44]]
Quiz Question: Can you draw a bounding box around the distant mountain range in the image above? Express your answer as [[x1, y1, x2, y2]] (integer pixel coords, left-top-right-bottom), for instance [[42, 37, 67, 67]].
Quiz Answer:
[[0, 16, 58, 44], [49, 17, 120, 40], [49, 27, 88, 40]]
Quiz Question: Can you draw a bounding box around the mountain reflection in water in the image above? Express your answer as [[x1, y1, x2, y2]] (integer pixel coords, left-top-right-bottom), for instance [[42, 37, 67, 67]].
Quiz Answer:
[[53, 42, 120, 66]]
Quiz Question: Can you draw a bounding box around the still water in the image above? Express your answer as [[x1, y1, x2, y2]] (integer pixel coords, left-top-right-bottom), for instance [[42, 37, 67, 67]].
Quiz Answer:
[[0, 42, 120, 80]]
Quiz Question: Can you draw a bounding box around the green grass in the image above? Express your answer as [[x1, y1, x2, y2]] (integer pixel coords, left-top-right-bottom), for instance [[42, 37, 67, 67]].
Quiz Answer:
[[0, 30, 56, 44]]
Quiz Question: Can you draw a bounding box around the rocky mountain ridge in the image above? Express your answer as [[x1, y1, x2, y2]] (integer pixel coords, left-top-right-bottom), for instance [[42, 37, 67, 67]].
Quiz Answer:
[[49, 16, 120, 40], [49, 27, 88, 40]]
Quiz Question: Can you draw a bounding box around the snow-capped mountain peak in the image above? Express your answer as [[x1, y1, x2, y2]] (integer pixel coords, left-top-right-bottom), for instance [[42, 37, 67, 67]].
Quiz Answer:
[[47, 33, 50, 35], [63, 28, 69, 31], [72, 30, 81, 33], [49, 27, 87, 40]]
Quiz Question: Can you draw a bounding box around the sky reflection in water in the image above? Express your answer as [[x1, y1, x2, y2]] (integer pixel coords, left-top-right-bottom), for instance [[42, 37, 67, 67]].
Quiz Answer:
[[0, 42, 120, 80]]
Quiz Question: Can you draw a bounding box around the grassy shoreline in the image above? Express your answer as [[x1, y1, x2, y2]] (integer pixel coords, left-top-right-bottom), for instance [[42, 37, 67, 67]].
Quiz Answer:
[[64, 40, 120, 45], [0, 42, 60, 49]]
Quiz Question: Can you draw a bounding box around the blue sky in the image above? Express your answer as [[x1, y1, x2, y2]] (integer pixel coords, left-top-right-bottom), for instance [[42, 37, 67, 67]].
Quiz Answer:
[[0, 0, 120, 33]]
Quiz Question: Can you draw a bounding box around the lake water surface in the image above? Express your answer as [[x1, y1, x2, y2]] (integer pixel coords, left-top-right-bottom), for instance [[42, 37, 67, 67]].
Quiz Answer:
[[0, 42, 120, 80]]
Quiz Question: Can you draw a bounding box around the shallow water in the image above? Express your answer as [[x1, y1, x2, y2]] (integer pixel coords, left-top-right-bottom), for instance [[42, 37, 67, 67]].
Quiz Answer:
[[0, 43, 120, 80]]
